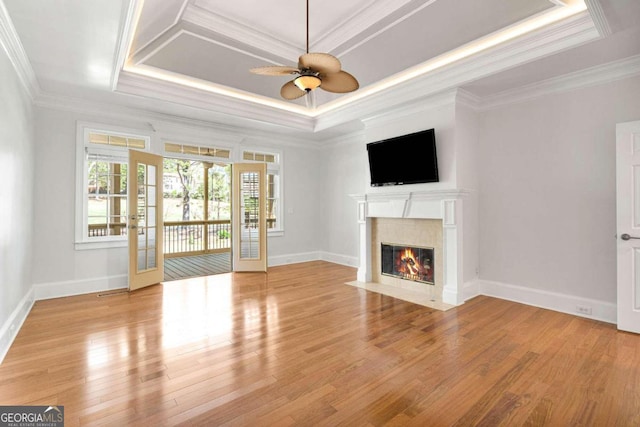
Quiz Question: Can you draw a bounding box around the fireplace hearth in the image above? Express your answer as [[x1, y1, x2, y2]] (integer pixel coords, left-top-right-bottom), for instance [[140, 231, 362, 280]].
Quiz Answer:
[[381, 243, 434, 285]]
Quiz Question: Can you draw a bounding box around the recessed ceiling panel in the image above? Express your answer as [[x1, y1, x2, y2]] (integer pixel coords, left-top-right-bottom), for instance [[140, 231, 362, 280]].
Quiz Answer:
[[133, 0, 187, 54], [192, 0, 379, 49], [339, 0, 554, 88], [144, 32, 305, 101]]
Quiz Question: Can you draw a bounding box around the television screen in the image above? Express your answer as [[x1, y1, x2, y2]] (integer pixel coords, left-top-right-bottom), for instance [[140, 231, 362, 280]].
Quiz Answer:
[[366, 128, 439, 186]]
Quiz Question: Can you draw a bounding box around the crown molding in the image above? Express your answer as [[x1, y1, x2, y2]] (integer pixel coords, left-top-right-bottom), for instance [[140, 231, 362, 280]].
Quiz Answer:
[[117, 4, 596, 133], [479, 54, 640, 110], [116, 70, 315, 131], [456, 88, 482, 111], [314, 12, 599, 131], [322, 129, 366, 148], [181, 4, 300, 63], [111, 0, 140, 90], [361, 89, 458, 130], [33, 91, 320, 148], [0, 0, 40, 99], [585, 0, 612, 37]]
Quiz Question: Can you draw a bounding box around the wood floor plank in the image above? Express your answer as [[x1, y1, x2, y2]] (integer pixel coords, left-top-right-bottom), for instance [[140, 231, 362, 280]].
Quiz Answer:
[[1, 261, 639, 426]]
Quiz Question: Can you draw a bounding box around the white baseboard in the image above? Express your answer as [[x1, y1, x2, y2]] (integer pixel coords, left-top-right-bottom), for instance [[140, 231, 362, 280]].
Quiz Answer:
[[0, 288, 35, 364], [477, 279, 616, 324], [268, 251, 321, 267], [319, 251, 359, 268], [33, 274, 128, 300]]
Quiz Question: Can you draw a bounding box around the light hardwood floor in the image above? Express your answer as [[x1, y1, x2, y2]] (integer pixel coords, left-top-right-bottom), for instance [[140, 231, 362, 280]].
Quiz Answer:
[[1, 261, 639, 426]]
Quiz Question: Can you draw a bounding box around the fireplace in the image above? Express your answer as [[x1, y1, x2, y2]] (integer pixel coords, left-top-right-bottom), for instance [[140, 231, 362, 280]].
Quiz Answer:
[[381, 243, 434, 285], [351, 190, 469, 306]]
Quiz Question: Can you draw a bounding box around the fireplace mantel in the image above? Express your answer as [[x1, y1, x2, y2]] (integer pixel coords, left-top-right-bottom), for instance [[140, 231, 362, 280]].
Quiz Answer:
[[350, 189, 470, 306]]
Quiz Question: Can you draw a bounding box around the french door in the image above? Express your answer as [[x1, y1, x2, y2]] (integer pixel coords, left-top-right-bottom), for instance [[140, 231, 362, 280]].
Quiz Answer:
[[232, 163, 267, 272], [128, 150, 164, 290]]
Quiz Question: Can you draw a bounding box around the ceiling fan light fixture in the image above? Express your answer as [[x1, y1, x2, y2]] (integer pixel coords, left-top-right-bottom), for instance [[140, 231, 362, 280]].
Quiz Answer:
[[294, 74, 322, 92]]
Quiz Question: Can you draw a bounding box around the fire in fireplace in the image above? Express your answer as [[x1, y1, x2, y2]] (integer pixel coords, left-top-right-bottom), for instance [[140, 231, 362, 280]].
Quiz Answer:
[[381, 243, 434, 285]]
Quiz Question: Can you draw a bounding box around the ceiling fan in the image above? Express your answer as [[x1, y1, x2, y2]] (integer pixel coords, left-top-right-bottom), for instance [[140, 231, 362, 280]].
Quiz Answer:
[[249, 0, 359, 100]]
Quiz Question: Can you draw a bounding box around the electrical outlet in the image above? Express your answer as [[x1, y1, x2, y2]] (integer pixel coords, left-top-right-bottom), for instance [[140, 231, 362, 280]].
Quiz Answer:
[[576, 305, 592, 315]]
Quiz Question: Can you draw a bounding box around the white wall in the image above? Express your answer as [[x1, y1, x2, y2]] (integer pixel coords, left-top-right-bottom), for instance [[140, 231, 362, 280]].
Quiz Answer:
[[320, 98, 459, 264], [363, 102, 458, 192], [31, 106, 323, 296], [0, 45, 35, 358], [478, 75, 640, 304], [254, 137, 323, 264], [319, 136, 367, 265]]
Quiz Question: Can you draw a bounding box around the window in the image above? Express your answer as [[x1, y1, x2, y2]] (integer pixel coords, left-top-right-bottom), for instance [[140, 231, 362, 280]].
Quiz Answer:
[[242, 150, 282, 233], [75, 124, 150, 248], [86, 153, 128, 238], [165, 142, 231, 159]]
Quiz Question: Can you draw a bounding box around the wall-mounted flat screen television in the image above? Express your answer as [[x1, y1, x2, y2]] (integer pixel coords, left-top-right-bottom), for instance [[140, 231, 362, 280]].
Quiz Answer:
[[366, 128, 439, 186]]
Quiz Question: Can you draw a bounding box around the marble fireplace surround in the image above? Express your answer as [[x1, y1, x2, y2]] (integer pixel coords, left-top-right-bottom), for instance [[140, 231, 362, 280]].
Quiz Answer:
[[351, 190, 469, 307]]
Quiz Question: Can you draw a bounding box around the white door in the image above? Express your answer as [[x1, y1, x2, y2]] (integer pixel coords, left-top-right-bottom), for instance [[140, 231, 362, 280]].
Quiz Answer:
[[616, 120, 640, 333], [128, 150, 164, 291], [232, 163, 267, 272]]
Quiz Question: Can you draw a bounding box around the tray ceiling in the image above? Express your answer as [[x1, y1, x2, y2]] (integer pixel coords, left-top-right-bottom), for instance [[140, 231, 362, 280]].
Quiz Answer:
[[9, 0, 638, 133], [124, 0, 578, 110]]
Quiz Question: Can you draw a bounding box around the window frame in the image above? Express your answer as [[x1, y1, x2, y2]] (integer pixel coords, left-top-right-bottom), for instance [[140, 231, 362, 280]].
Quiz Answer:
[[74, 122, 152, 250], [239, 148, 284, 237]]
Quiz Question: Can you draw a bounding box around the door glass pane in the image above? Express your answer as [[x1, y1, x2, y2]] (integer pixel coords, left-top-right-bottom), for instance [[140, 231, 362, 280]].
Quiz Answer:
[[137, 229, 146, 248], [148, 248, 156, 269], [138, 164, 145, 185], [147, 227, 156, 249], [147, 165, 156, 185], [136, 161, 158, 273], [138, 249, 147, 271], [240, 171, 260, 260], [147, 207, 156, 227], [148, 186, 156, 207]]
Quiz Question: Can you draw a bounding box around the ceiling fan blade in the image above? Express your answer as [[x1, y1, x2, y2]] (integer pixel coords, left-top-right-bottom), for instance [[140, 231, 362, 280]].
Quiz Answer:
[[320, 70, 359, 93], [299, 53, 341, 74], [280, 80, 307, 100], [250, 66, 299, 76]]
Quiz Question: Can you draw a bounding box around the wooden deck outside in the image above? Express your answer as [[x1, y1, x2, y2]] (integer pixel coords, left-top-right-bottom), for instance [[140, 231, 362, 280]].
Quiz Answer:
[[163, 252, 231, 281]]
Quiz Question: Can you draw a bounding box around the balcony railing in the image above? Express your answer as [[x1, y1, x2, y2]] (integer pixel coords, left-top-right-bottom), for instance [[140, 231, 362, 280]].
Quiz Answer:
[[88, 217, 276, 257], [163, 220, 231, 257]]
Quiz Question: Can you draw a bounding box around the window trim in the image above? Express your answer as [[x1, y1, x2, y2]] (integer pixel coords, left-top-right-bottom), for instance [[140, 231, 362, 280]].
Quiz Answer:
[[162, 138, 234, 163], [238, 147, 284, 236], [74, 122, 152, 250]]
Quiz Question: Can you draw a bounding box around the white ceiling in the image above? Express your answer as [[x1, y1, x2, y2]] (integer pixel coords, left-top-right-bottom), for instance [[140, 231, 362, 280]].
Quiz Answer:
[[3, 0, 640, 135]]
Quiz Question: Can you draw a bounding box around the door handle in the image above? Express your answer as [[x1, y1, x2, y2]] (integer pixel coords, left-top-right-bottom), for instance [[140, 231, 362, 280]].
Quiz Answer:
[[621, 233, 640, 241]]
